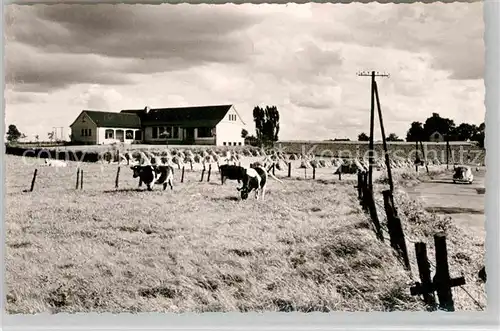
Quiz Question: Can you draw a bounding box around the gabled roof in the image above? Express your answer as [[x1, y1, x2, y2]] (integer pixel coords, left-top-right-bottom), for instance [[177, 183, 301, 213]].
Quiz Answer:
[[70, 110, 142, 129], [139, 104, 233, 127]]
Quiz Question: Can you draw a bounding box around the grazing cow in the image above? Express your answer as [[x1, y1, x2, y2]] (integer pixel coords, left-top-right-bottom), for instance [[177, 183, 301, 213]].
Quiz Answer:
[[237, 165, 283, 200], [44, 159, 68, 167], [131, 164, 175, 191], [219, 164, 246, 185], [154, 164, 174, 190]]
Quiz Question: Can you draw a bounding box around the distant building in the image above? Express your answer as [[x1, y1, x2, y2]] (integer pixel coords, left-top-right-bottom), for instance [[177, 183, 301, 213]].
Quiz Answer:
[[429, 131, 445, 142], [69, 104, 246, 146]]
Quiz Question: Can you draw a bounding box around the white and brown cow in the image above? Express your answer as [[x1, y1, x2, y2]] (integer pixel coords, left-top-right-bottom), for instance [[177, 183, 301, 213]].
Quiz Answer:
[[237, 164, 283, 200]]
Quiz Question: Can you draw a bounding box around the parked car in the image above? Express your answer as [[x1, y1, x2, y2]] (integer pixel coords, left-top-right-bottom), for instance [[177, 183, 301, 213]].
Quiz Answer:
[[453, 165, 474, 184]]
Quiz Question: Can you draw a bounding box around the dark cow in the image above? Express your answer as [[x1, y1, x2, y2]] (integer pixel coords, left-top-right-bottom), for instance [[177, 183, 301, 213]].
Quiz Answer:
[[131, 164, 174, 191], [219, 164, 246, 185]]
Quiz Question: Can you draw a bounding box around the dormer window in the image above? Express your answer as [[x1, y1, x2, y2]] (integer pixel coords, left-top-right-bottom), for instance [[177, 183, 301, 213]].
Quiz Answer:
[[229, 114, 237, 121]]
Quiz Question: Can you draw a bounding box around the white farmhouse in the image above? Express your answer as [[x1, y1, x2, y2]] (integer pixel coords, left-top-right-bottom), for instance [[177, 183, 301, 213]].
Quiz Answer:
[[69, 104, 246, 146]]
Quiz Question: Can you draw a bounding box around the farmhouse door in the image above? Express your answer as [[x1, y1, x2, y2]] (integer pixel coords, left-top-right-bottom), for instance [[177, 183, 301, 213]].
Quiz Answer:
[[184, 128, 195, 143]]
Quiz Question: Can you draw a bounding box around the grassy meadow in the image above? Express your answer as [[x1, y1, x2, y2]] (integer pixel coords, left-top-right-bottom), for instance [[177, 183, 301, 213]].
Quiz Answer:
[[4, 151, 485, 313]]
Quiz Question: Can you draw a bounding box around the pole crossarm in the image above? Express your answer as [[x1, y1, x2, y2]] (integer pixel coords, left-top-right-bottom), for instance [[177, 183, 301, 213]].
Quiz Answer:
[[357, 70, 390, 78]]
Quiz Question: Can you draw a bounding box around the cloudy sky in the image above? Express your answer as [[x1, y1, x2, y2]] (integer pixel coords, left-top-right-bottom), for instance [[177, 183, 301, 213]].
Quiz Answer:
[[5, 2, 484, 141]]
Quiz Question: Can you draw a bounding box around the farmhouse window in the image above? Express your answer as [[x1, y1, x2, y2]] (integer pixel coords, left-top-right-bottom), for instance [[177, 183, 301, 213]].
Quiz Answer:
[[88, 129, 92, 136], [125, 130, 134, 139], [238, 142, 242, 146], [152, 127, 158, 139], [197, 127, 213, 138], [105, 129, 114, 139], [134, 131, 142, 140], [223, 142, 227, 146], [158, 126, 166, 137], [164, 126, 172, 138], [172, 127, 179, 139], [81, 129, 84, 136]]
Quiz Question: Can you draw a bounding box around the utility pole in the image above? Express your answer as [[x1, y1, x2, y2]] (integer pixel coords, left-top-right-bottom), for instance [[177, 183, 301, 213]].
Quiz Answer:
[[357, 70, 390, 191]]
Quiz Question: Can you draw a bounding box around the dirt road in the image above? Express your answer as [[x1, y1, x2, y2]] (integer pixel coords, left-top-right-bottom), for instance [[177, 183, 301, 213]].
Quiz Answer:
[[404, 168, 486, 237]]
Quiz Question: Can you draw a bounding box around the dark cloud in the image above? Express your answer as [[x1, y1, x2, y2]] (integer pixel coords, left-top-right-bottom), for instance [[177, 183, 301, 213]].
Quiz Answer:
[[7, 4, 260, 61], [5, 43, 136, 91], [5, 4, 263, 92]]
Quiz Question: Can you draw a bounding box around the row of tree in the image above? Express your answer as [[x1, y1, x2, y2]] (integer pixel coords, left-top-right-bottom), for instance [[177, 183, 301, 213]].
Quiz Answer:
[[356, 113, 485, 147], [6, 124, 59, 144], [405, 112, 484, 147]]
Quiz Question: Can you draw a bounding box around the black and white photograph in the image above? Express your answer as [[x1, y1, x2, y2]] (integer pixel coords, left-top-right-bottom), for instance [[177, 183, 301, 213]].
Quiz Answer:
[[4, 1, 487, 314]]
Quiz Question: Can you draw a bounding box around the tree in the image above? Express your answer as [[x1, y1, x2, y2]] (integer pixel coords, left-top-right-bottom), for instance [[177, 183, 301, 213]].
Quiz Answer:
[[358, 133, 369, 141], [386, 133, 403, 142], [241, 129, 249, 139], [244, 135, 259, 147], [6, 124, 22, 143], [472, 122, 485, 148], [47, 131, 55, 142], [406, 121, 425, 142], [253, 105, 280, 146], [451, 123, 478, 141], [423, 113, 456, 139]]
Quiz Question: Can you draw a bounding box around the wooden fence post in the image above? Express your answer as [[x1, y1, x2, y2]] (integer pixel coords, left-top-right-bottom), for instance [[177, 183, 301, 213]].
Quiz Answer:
[[190, 160, 193, 171], [433, 233, 465, 311], [382, 190, 410, 270], [115, 166, 120, 189], [200, 167, 205, 182], [357, 171, 363, 200], [338, 166, 342, 180], [30, 169, 38, 192], [410, 234, 466, 312], [312, 165, 316, 180], [410, 242, 437, 310], [304, 167, 307, 179], [364, 188, 383, 241], [76, 168, 80, 190], [207, 164, 212, 182], [181, 166, 185, 183], [80, 169, 84, 190], [288, 162, 292, 178]]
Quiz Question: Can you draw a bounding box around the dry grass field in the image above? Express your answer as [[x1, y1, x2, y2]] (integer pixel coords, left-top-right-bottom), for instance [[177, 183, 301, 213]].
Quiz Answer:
[[4, 153, 486, 313]]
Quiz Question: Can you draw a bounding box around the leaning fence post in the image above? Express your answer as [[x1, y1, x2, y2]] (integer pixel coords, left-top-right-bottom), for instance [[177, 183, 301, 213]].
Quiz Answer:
[[357, 171, 363, 200], [207, 164, 212, 182], [76, 168, 80, 190], [190, 160, 193, 171], [433, 233, 465, 312], [181, 166, 185, 183], [370, 193, 384, 241], [115, 166, 120, 189], [288, 162, 292, 178], [382, 190, 410, 269], [338, 166, 342, 180], [410, 242, 437, 310], [29, 168, 38, 192], [312, 165, 316, 180], [304, 167, 307, 179]]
